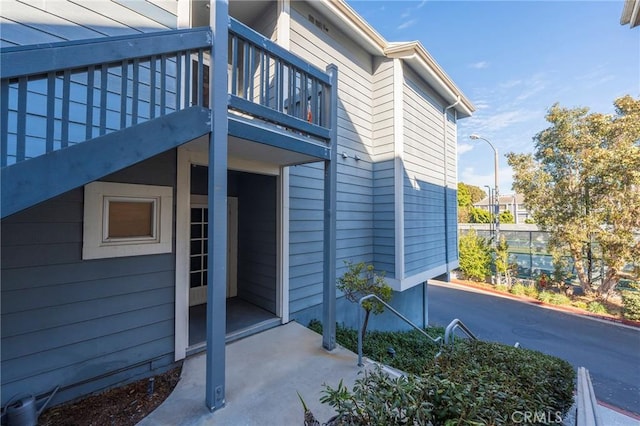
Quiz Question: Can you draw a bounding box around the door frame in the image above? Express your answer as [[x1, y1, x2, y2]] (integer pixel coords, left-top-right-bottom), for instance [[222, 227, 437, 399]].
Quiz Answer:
[[174, 145, 289, 361]]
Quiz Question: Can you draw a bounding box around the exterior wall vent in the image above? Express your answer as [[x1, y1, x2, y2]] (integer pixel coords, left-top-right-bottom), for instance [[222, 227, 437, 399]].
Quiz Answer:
[[307, 14, 329, 32]]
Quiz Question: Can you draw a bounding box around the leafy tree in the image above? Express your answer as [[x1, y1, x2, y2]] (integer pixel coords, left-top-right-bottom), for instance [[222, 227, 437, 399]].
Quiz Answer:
[[493, 235, 515, 285], [457, 182, 472, 207], [507, 95, 640, 296], [524, 218, 536, 224], [337, 261, 392, 341], [469, 207, 492, 224], [499, 210, 515, 224], [458, 229, 492, 281], [458, 182, 486, 204]]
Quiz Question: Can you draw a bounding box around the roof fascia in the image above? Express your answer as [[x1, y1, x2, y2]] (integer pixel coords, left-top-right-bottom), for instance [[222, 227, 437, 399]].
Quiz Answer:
[[315, 1, 475, 117], [385, 42, 475, 117]]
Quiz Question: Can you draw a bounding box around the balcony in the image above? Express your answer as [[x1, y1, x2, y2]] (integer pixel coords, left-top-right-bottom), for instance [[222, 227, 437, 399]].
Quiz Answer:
[[0, 17, 336, 217]]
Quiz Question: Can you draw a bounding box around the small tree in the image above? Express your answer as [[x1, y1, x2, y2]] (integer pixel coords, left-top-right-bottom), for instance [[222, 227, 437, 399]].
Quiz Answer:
[[470, 207, 492, 224], [337, 261, 392, 341], [494, 235, 513, 286], [458, 229, 492, 281], [499, 210, 515, 224]]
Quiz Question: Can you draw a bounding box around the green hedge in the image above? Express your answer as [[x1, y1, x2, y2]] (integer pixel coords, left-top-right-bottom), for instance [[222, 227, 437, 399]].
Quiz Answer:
[[310, 322, 575, 425], [621, 283, 640, 320]]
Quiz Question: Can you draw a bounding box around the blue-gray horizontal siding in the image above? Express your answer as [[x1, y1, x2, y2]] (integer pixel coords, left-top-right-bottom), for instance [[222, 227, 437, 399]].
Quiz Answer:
[[234, 172, 277, 314], [292, 283, 426, 333], [372, 58, 395, 276], [0, 0, 176, 47], [288, 2, 376, 319], [0, 151, 177, 407], [402, 66, 454, 277]]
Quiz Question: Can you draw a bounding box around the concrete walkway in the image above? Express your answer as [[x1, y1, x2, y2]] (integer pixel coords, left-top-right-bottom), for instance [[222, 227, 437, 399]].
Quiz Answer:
[[138, 322, 368, 426], [139, 320, 639, 426]]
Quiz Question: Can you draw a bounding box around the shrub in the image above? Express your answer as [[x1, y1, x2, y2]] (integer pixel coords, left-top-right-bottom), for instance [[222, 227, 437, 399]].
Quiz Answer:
[[538, 291, 571, 306], [510, 282, 527, 296], [572, 301, 588, 310], [524, 285, 539, 298], [495, 284, 509, 292], [337, 261, 392, 340], [621, 283, 640, 321], [470, 206, 492, 223], [458, 229, 492, 281], [320, 340, 575, 426], [587, 301, 608, 314]]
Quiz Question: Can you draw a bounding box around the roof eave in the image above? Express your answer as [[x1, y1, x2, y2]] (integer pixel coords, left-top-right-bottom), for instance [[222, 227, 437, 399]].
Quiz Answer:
[[315, 1, 475, 117], [384, 42, 475, 118]]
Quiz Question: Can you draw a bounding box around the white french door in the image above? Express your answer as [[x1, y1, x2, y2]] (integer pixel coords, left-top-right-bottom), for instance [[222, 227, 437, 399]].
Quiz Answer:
[[189, 195, 237, 306]]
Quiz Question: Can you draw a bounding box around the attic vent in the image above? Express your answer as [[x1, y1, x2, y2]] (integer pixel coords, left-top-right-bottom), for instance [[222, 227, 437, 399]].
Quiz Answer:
[[307, 14, 329, 32]]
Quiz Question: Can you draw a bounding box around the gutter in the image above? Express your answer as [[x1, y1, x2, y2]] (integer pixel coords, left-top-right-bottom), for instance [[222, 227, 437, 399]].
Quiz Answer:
[[384, 43, 474, 117], [443, 96, 461, 279]]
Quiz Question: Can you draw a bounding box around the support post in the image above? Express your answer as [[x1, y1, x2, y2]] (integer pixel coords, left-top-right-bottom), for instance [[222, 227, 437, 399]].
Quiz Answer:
[[205, 0, 228, 412], [322, 64, 338, 351]]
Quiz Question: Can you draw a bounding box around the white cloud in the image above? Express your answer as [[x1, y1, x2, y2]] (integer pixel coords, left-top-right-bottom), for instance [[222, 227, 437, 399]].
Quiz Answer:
[[500, 79, 522, 89], [457, 143, 474, 155], [397, 19, 417, 30], [469, 61, 489, 69], [474, 100, 491, 110], [417, 0, 428, 8], [458, 165, 515, 194], [472, 109, 538, 132]]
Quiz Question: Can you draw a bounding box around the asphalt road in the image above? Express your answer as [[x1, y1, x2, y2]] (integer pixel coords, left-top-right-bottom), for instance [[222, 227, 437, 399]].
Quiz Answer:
[[427, 282, 640, 416]]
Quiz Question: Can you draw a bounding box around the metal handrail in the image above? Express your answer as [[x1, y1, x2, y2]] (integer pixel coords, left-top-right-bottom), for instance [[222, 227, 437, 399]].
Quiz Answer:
[[357, 294, 442, 366], [443, 318, 478, 345]]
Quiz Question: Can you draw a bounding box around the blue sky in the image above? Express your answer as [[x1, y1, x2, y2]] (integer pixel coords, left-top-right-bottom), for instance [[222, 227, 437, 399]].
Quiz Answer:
[[348, 0, 640, 194]]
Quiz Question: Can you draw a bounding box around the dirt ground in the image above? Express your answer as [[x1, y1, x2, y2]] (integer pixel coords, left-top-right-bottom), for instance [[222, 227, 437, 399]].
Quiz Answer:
[[38, 364, 182, 426]]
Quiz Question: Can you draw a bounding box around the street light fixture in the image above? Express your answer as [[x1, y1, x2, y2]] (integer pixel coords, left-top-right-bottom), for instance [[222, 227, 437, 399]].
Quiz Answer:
[[470, 134, 499, 245]]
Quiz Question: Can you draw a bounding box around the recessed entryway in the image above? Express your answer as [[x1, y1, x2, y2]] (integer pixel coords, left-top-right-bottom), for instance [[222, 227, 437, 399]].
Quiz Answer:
[[187, 167, 280, 349]]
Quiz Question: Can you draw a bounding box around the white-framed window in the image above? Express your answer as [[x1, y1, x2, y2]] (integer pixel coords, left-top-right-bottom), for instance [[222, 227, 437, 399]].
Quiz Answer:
[[83, 181, 173, 259]]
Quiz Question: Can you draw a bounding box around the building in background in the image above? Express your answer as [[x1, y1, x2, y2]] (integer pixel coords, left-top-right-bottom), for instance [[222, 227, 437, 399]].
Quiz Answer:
[[473, 193, 531, 224]]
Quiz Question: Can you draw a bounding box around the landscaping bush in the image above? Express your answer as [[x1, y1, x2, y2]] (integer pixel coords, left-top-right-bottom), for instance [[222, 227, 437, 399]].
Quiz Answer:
[[495, 284, 509, 292], [309, 322, 575, 425], [524, 284, 539, 299], [510, 282, 527, 296], [621, 283, 640, 321], [538, 291, 571, 306], [587, 301, 608, 315], [572, 301, 588, 310], [320, 339, 575, 426], [458, 229, 492, 281]]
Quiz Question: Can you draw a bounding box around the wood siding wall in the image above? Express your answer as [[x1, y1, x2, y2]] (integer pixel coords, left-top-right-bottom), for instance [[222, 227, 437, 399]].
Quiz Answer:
[[1, 151, 177, 407], [0, 0, 176, 47], [372, 58, 396, 276], [234, 172, 277, 314], [288, 2, 375, 317], [402, 65, 457, 276]]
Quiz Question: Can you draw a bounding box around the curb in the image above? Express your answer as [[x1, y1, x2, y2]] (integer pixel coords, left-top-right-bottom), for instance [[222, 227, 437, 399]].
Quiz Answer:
[[445, 279, 640, 329]]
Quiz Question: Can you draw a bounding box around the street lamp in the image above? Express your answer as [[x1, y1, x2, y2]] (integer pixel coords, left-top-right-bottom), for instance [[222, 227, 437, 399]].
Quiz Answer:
[[484, 184, 494, 240], [470, 134, 499, 245]]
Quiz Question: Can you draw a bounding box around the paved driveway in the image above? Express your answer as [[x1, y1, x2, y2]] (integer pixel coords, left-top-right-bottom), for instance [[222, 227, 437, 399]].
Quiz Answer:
[[427, 281, 640, 416]]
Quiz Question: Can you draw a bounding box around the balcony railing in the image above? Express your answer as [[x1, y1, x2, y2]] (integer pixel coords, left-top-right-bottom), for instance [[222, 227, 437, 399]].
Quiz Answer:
[[0, 28, 211, 167], [0, 18, 334, 168], [228, 18, 332, 142]]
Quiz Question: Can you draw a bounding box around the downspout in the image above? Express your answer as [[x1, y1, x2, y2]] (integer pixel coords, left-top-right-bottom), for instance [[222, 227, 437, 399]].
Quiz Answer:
[[443, 95, 461, 281]]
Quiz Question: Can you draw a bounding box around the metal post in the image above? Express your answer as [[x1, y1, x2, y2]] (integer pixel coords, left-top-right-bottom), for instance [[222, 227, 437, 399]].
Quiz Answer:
[[205, 0, 228, 412], [471, 134, 499, 246], [322, 64, 338, 351]]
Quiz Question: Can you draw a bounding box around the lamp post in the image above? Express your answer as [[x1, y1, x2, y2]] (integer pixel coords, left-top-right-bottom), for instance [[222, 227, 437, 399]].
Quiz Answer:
[[484, 184, 494, 240], [470, 134, 499, 245]]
